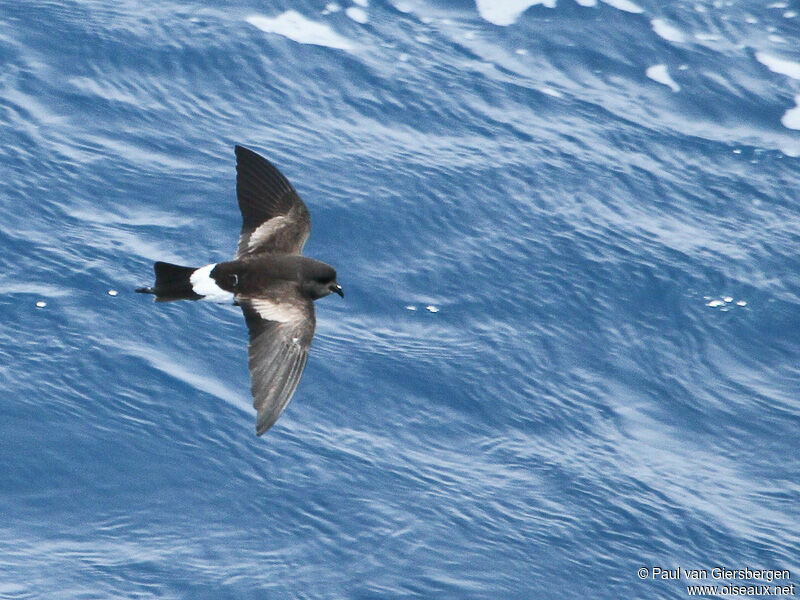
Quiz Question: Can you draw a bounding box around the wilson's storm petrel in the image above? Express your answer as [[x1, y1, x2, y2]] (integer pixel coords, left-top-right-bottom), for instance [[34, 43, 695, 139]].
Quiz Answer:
[[136, 145, 343, 435]]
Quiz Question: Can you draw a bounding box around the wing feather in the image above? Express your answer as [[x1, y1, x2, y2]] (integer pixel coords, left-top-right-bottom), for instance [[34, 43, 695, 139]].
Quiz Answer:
[[240, 295, 315, 435], [235, 145, 311, 258]]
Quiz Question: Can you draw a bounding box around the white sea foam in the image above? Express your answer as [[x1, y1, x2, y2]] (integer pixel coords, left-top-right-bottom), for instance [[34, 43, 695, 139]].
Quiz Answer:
[[652, 19, 686, 43], [246, 11, 354, 51], [474, 0, 640, 25], [346, 7, 368, 23], [353, 0, 369, 6], [781, 144, 800, 157], [646, 64, 680, 92], [755, 52, 800, 80], [475, 0, 555, 26], [707, 297, 749, 308], [601, 0, 643, 12], [781, 95, 800, 130], [541, 86, 563, 97]]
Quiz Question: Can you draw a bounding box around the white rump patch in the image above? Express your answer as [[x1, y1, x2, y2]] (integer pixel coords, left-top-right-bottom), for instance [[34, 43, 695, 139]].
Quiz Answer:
[[190, 264, 235, 303], [251, 298, 305, 324], [248, 216, 289, 250]]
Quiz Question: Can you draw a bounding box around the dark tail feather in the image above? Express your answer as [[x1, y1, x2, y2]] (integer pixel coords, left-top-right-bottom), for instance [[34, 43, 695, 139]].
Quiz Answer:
[[135, 261, 202, 302]]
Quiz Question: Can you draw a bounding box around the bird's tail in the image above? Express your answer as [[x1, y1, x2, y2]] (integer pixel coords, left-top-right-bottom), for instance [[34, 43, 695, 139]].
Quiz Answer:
[[135, 261, 202, 302]]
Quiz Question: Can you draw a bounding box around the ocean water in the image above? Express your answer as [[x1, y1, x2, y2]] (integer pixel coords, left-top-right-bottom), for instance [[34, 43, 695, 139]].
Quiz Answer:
[[1, 0, 799, 598]]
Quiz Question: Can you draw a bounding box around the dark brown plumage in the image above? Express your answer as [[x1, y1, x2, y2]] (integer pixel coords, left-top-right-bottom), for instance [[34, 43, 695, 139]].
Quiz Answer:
[[136, 145, 343, 435]]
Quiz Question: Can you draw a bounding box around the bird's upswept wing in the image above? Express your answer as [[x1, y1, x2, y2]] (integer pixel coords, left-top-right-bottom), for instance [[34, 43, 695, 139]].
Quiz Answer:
[[234, 145, 311, 258], [239, 289, 315, 435]]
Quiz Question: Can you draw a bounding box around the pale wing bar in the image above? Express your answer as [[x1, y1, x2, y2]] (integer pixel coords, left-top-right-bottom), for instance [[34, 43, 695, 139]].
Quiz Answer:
[[235, 145, 311, 257]]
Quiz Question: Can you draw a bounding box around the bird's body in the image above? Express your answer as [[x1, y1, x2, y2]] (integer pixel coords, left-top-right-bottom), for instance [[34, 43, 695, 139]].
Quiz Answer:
[[136, 146, 343, 435], [210, 254, 340, 299]]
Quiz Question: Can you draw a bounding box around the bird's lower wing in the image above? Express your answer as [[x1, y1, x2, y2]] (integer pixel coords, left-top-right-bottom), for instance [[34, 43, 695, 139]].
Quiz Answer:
[[239, 297, 315, 435]]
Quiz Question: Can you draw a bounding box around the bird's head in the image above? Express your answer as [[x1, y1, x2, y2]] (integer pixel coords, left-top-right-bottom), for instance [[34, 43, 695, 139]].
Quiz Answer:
[[307, 277, 343, 300], [302, 262, 344, 300]]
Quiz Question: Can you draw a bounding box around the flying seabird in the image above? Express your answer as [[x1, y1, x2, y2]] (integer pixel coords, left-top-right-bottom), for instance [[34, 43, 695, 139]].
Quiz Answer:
[[136, 145, 343, 435]]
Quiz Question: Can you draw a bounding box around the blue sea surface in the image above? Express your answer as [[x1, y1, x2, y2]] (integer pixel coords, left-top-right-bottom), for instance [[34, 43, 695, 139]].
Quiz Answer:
[[1, 0, 799, 598]]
